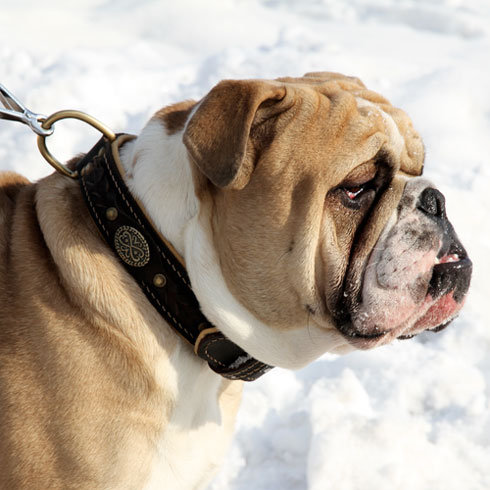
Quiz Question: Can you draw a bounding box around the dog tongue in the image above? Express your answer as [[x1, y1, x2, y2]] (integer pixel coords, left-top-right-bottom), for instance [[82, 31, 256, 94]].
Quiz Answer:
[[414, 291, 464, 330], [436, 253, 460, 264]]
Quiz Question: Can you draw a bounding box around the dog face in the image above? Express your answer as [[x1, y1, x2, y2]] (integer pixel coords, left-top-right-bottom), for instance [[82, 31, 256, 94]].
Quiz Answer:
[[178, 72, 471, 365]]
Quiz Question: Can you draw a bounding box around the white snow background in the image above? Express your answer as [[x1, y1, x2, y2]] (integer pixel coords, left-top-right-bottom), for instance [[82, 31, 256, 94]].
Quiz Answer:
[[1, 1, 490, 489]]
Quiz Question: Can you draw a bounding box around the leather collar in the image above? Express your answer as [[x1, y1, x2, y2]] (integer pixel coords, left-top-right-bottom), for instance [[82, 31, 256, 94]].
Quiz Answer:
[[76, 134, 272, 382]]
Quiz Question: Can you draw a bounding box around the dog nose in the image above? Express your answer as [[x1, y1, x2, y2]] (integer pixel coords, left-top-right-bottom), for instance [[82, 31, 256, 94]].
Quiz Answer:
[[417, 187, 446, 218]]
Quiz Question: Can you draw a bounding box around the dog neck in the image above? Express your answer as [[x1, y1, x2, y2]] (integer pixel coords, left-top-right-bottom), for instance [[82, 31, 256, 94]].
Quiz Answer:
[[119, 118, 199, 259], [100, 121, 272, 380], [114, 117, 354, 371]]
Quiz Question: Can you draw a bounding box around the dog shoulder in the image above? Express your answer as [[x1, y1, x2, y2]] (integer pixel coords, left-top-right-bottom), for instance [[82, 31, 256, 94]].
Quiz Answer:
[[0, 171, 32, 263], [0, 171, 30, 208]]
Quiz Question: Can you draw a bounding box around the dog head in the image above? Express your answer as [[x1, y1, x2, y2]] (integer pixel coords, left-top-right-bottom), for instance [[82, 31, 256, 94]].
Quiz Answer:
[[146, 72, 471, 368]]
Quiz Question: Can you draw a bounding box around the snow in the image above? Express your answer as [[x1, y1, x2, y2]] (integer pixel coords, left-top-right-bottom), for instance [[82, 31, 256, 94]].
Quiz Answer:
[[1, 0, 490, 488]]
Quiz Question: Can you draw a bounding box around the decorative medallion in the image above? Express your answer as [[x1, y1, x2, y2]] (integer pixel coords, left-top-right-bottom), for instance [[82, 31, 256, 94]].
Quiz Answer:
[[114, 226, 150, 267]]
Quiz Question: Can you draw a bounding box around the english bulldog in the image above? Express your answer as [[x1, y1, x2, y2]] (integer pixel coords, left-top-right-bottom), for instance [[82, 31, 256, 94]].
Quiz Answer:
[[0, 72, 471, 489]]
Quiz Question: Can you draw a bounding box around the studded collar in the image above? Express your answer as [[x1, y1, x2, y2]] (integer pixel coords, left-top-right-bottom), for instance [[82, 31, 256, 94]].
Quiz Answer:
[[76, 134, 272, 382]]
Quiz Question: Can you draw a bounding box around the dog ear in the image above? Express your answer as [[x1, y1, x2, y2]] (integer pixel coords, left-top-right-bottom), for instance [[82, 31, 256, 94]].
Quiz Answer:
[[183, 80, 287, 189]]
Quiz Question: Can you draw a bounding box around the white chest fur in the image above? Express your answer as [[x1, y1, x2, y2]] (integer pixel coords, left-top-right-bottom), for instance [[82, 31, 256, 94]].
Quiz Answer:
[[144, 344, 238, 490], [120, 121, 240, 489]]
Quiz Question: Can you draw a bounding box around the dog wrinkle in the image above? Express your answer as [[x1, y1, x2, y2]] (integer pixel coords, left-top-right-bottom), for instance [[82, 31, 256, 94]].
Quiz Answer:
[[0, 172, 30, 280]]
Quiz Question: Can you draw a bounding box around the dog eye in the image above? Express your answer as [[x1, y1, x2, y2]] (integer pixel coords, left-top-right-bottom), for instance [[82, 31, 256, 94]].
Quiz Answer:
[[342, 185, 366, 200]]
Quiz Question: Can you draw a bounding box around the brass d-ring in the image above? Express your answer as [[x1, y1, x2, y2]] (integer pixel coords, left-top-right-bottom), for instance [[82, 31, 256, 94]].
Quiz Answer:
[[37, 110, 116, 179]]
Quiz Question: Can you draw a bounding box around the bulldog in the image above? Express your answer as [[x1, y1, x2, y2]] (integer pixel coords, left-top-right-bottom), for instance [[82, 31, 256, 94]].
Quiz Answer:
[[0, 72, 471, 489]]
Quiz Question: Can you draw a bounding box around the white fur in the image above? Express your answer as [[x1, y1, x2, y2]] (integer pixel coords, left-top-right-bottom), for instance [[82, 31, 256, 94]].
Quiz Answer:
[[120, 119, 198, 256], [143, 343, 236, 490], [120, 117, 354, 487], [121, 121, 232, 489]]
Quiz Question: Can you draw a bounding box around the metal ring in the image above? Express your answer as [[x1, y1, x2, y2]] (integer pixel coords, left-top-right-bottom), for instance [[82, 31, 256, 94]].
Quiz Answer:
[[37, 110, 116, 179]]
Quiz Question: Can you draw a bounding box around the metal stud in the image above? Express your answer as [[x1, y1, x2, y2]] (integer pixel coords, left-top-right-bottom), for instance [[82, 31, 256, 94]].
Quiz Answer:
[[153, 274, 167, 288], [106, 207, 118, 221]]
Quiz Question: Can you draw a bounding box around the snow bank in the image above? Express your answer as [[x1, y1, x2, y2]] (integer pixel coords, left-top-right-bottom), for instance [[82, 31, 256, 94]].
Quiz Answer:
[[1, 0, 489, 488]]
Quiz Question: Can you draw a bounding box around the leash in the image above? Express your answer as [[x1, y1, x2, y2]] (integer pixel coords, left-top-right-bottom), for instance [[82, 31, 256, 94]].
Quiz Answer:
[[0, 84, 272, 381]]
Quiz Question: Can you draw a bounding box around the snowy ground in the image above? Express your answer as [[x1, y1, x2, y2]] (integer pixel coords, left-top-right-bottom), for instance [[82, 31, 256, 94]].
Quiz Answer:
[[1, 1, 490, 489]]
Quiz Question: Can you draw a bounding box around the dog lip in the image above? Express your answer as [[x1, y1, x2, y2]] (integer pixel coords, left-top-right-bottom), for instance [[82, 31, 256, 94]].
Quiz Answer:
[[351, 330, 387, 339], [428, 254, 472, 303], [427, 317, 455, 333], [336, 321, 388, 340], [435, 253, 460, 265], [397, 311, 456, 341], [433, 255, 472, 272]]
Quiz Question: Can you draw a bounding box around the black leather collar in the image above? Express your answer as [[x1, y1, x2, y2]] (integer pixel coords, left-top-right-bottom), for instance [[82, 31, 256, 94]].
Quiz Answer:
[[76, 134, 272, 381]]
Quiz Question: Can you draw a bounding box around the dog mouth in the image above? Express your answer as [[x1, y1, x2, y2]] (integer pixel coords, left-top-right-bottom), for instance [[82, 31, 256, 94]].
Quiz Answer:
[[435, 253, 460, 265], [397, 250, 472, 338], [413, 249, 471, 326], [335, 244, 472, 345], [428, 249, 472, 302]]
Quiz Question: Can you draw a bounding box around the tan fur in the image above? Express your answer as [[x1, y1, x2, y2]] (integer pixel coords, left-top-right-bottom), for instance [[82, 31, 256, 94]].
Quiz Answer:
[[0, 171, 237, 488], [155, 100, 197, 136]]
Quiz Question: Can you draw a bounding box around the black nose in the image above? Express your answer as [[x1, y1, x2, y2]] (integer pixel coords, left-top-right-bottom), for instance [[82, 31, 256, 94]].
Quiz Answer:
[[417, 187, 446, 218]]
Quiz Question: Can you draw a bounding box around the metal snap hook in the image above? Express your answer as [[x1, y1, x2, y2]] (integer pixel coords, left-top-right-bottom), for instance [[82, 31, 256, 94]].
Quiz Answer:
[[1, 83, 117, 179], [0, 83, 53, 137]]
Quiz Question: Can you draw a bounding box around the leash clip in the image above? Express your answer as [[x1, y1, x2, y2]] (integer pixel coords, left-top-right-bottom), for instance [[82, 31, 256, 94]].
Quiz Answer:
[[0, 83, 116, 179], [0, 83, 53, 137]]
